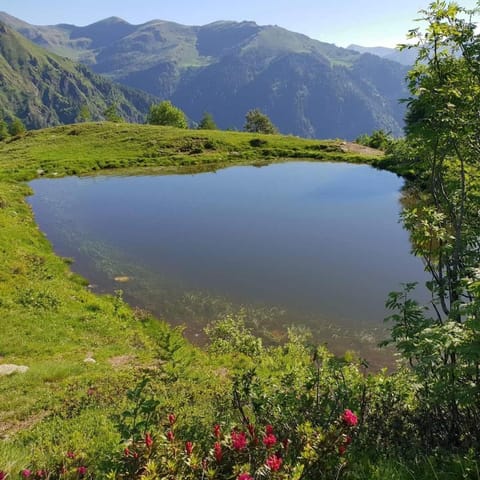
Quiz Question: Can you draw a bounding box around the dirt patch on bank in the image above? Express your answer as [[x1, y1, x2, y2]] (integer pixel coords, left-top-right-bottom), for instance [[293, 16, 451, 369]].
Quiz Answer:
[[339, 142, 384, 156]]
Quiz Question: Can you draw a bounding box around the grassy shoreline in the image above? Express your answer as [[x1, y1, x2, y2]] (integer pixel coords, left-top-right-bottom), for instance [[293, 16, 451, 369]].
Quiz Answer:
[[0, 122, 383, 182], [0, 122, 397, 474], [0, 123, 386, 430]]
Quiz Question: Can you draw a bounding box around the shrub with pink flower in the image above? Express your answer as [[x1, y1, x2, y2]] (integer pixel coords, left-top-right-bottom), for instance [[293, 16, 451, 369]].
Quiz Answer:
[[231, 430, 248, 450], [237, 473, 253, 480], [342, 409, 358, 427], [266, 454, 283, 471], [263, 433, 277, 448]]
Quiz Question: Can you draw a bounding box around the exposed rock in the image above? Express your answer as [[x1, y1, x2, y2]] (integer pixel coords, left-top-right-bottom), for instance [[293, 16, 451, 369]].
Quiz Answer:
[[84, 352, 96, 364], [114, 276, 130, 283], [0, 364, 29, 376]]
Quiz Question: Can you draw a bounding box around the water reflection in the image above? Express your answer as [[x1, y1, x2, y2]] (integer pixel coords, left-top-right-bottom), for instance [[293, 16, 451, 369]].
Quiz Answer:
[[28, 162, 429, 363]]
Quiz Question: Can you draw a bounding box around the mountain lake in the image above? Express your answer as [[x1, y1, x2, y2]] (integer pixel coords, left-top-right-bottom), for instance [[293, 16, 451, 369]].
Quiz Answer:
[[28, 161, 429, 365]]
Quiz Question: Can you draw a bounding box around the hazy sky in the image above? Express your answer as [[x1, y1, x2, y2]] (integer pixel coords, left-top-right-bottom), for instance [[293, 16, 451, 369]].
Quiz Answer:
[[0, 0, 478, 47]]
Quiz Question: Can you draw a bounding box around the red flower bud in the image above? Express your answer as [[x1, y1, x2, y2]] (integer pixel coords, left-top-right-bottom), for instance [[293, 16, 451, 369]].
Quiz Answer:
[[66, 451, 75, 459], [168, 413, 176, 425], [214, 442, 222, 462], [338, 444, 347, 455], [213, 424, 221, 439], [166, 430, 175, 442], [145, 433, 153, 448], [185, 441, 193, 456], [265, 424, 274, 435], [21, 470, 32, 478], [77, 466, 87, 476], [124, 447, 130, 457]]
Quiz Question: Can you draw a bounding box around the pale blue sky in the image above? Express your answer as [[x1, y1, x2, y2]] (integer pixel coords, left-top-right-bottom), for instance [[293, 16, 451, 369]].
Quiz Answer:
[[0, 0, 478, 47]]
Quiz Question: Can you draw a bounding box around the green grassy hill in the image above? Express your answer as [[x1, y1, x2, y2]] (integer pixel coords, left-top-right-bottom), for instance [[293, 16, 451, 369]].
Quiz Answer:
[[0, 22, 156, 129]]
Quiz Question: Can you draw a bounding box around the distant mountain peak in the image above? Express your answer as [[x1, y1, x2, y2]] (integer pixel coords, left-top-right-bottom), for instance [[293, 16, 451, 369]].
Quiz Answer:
[[88, 16, 131, 26], [347, 43, 417, 66]]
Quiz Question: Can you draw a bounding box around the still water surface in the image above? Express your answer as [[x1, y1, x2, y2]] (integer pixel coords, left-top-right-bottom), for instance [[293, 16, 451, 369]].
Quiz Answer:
[[28, 162, 428, 360]]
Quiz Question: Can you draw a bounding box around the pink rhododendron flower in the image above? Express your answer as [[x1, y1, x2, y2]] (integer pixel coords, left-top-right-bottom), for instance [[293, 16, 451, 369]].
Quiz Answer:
[[263, 433, 277, 448], [231, 431, 248, 450], [145, 433, 153, 448], [214, 442, 222, 462], [342, 409, 358, 427], [237, 473, 253, 480], [185, 441, 193, 456], [266, 454, 283, 471]]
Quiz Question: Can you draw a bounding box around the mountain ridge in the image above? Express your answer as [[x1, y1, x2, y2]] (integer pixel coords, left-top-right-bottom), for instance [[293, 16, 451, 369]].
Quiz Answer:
[[347, 43, 417, 66], [0, 12, 409, 138], [0, 21, 157, 129]]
